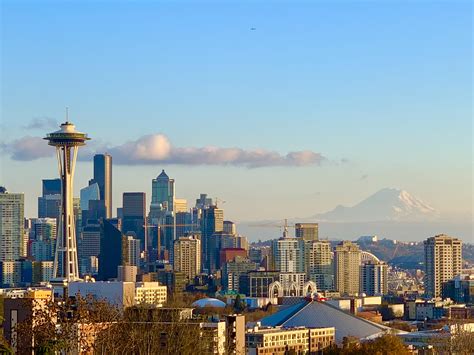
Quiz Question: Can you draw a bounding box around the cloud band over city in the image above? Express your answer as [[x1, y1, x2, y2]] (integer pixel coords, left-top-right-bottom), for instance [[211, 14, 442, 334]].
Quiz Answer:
[[1, 133, 326, 168]]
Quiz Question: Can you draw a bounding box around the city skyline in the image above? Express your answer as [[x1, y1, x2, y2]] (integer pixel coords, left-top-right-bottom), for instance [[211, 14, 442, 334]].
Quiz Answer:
[[1, 1, 471, 234]]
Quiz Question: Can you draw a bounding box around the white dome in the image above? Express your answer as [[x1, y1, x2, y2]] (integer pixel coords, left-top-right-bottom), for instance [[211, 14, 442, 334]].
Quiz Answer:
[[191, 298, 226, 308]]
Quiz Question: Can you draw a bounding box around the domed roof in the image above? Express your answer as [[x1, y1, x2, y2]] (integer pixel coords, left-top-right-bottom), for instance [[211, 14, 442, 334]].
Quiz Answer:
[[191, 298, 226, 308]]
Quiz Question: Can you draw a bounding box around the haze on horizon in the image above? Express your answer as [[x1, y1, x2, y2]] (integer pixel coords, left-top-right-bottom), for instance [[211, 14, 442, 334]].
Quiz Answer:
[[1, 1, 472, 240]]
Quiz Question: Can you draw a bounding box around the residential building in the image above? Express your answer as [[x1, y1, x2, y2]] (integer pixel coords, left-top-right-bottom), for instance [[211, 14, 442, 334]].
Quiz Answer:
[[173, 235, 201, 280], [360, 261, 388, 296], [334, 241, 361, 296], [272, 237, 305, 273], [2, 288, 53, 353], [306, 240, 334, 291], [126, 236, 141, 266], [0, 261, 22, 287], [424, 234, 462, 298], [0, 188, 24, 262]]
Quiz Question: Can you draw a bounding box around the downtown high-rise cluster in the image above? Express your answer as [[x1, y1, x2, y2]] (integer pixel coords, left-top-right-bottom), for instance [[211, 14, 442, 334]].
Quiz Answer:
[[1, 122, 472, 354]]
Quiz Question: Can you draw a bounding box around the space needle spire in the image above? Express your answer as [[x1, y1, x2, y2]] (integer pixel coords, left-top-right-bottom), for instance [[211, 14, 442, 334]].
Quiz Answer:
[[44, 118, 90, 282]]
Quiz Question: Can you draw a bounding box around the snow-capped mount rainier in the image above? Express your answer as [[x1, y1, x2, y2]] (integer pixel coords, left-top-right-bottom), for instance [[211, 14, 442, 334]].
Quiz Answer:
[[313, 188, 440, 222]]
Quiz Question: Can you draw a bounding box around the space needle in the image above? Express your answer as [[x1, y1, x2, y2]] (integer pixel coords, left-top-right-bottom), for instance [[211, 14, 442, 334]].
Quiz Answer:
[[44, 118, 90, 284]]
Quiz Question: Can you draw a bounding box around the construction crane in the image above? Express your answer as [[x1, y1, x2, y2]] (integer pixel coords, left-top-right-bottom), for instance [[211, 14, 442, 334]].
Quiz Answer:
[[141, 223, 200, 256], [247, 219, 292, 238], [214, 197, 226, 208]]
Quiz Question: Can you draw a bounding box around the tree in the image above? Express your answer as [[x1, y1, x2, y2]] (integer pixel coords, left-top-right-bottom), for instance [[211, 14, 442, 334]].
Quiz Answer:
[[325, 334, 410, 355], [233, 294, 245, 313]]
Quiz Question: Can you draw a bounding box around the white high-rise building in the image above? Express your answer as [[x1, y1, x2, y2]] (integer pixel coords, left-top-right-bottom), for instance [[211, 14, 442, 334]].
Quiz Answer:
[[0, 188, 24, 262], [272, 237, 305, 273], [334, 241, 361, 296], [306, 240, 334, 291], [424, 234, 462, 298]]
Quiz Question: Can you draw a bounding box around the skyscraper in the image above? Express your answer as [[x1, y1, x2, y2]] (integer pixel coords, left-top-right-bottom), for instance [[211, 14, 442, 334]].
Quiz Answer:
[[122, 192, 147, 251], [201, 206, 224, 273], [295, 223, 319, 241], [173, 235, 201, 280], [80, 183, 100, 211], [151, 170, 175, 214], [92, 154, 112, 218], [0, 187, 24, 262], [424, 234, 462, 298], [79, 222, 101, 275], [334, 241, 361, 296], [360, 261, 388, 296], [44, 121, 89, 281], [98, 219, 127, 281], [38, 179, 61, 220]]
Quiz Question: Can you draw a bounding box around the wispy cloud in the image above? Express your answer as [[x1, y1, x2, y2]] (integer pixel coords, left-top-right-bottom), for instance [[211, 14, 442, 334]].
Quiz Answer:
[[360, 174, 368, 180], [1, 133, 327, 168], [0, 136, 52, 161], [22, 117, 58, 130]]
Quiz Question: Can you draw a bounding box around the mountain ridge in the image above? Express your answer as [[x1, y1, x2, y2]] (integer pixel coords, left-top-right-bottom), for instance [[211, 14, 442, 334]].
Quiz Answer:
[[311, 188, 439, 222]]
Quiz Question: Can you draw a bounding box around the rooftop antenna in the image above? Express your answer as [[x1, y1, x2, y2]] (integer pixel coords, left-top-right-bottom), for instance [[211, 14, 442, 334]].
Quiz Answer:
[[65, 107, 69, 123]]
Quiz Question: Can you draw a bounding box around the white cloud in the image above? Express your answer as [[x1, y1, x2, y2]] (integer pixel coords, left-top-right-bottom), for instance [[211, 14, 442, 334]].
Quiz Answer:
[[2, 133, 326, 168]]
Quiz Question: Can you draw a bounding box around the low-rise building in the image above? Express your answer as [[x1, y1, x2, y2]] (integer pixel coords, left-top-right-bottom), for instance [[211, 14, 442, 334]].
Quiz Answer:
[[68, 281, 136, 307], [135, 282, 167, 306], [246, 325, 335, 355], [2, 288, 53, 353], [442, 274, 474, 304]]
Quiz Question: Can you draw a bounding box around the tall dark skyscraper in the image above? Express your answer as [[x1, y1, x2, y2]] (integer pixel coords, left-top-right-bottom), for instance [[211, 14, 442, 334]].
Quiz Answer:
[[98, 219, 127, 281], [122, 192, 147, 251], [42, 179, 61, 196], [92, 154, 112, 219], [201, 206, 223, 273]]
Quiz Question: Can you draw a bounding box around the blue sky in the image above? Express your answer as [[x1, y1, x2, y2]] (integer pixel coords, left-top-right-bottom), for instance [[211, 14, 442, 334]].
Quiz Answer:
[[1, 0, 472, 225]]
